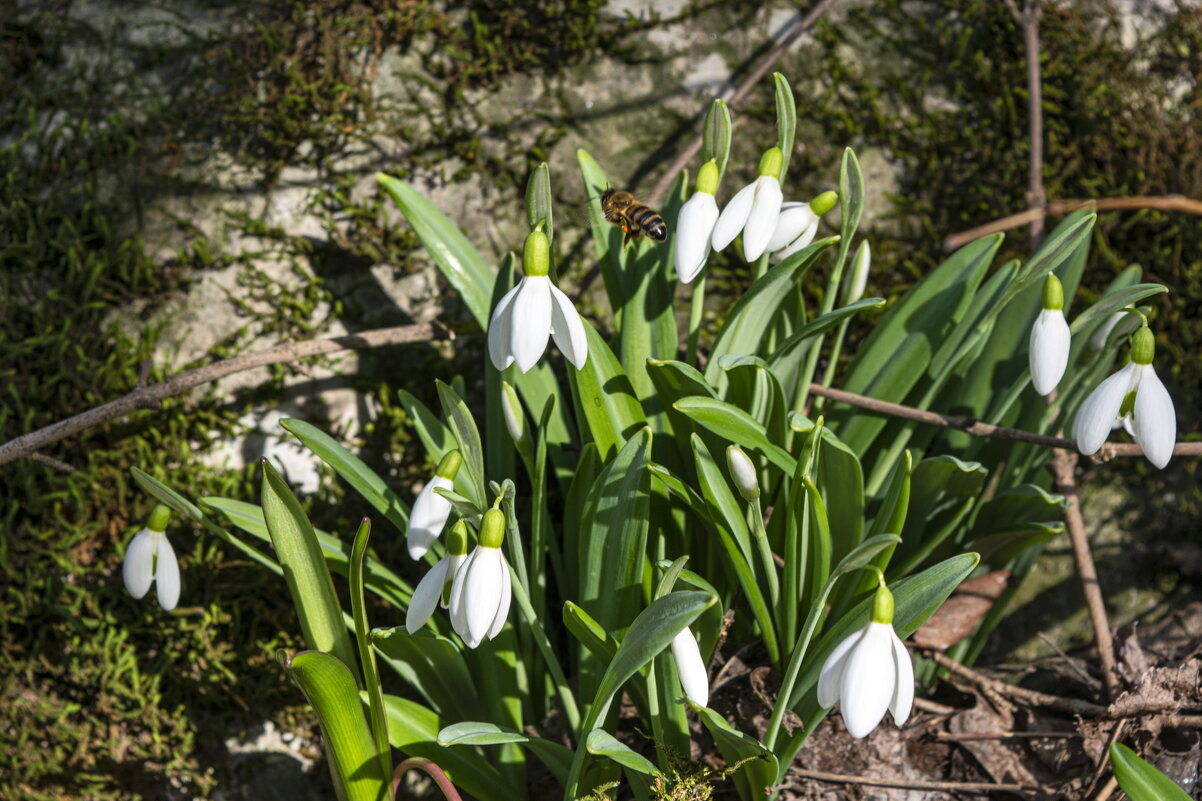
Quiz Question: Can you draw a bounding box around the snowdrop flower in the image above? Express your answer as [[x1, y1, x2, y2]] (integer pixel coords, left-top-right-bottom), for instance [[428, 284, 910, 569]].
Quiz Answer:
[[448, 507, 513, 649], [726, 444, 759, 501], [488, 229, 587, 373], [1073, 325, 1176, 468], [407, 520, 470, 634], [844, 240, 871, 304], [407, 450, 462, 560], [767, 190, 838, 263], [674, 160, 721, 284], [818, 583, 913, 739], [712, 147, 785, 262], [671, 626, 709, 707], [1029, 274, 1071, 396], [123, 504, 181, 612]]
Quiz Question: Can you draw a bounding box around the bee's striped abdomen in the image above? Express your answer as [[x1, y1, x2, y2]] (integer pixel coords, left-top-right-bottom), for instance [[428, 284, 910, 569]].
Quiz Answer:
[[631, 205, 668, 241]]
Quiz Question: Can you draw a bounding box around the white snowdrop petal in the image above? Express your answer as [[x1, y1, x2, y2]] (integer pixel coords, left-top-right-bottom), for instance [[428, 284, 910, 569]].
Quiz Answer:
[[548, 284, 589, 370], [670, 628, 710, 707], [441, 551, 466, 609], [675, 193, 719, 284], [154, 533, 181, 611], [487, 558, 513, 641], [1133, 365, 1176, 469], [711, 182, 757, 251], [742, 177, 783, 262], [839, 623, 896, 739], [1029, 309, 1071, 396], [406, 476, 454, 560], [407, 558, 449, 634], [122, 528, 156, 600], [488, 283, 521, 371], [510, 276, 553, 374], [1073, 362, 1136, 455], [448, 548, 476, 641], [465, 549, 505, 647], [817, 629, 862, 708], [765, 202, 817, 253], [887, 628, 914, 726], [771, 220, 819, 263]]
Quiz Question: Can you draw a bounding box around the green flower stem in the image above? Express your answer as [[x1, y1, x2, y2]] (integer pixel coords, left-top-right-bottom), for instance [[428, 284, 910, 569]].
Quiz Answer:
[[500, 495, 532, 600], [749, 498, 780, 610], [753, 250, 771, 281], [687, 273, 707, 366], [509, 567, 580, 737], [816, 316, 853, 401], [762, 573, 840, 752], [350, 520, 393, 798]]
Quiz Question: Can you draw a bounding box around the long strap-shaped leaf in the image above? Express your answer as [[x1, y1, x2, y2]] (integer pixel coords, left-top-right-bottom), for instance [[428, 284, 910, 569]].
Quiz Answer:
[[285, 651, 390, 801], [262, 459, 358, 672]]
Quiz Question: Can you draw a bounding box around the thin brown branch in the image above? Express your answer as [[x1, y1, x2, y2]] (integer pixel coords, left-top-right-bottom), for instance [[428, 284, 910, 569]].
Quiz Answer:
[[29, 452, 75, 473], [943, 195, 1202, 251], [935, 731, 1079, 741], [790, 768, 1040, 796], [1020, 0, 1046, 247], [925, 651, 1201, 720], [926, 649, 1108, 716], [1050, 450, 1121, 701], [648, 0, 837, 206], [0, 323, 437, 469], [805, 383, 1202, 459]]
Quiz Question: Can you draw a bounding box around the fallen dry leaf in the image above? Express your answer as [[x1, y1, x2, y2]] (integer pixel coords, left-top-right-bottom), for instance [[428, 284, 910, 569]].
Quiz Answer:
[[911, 571, 1011, 650]]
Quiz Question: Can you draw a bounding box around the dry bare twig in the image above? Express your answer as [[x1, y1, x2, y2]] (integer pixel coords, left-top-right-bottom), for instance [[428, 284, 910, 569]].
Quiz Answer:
[[943, 195, 1202, 252], [0, 323, 438, 469]]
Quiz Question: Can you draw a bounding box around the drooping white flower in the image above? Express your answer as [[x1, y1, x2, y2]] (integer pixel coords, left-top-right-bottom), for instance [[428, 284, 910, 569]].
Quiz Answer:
[[1073, 326, 1176, 468], [711, 147, 785, 262], [818, 584, 913, 739], [448, 508, 513, 649], [122, 504, 180, 611], [488, 229, 587, 373], [407, 449, 462, 560], [766, 191, 837, 263], [671, 626, 709, 707], [675, 160, 721, 284], [407, 520, 469, 634], [1029, 274, 1071, 396]]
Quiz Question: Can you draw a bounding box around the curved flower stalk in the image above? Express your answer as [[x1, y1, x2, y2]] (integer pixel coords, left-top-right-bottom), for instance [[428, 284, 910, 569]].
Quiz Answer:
[[818, 583, 913, 739], [407, 450, 462, 559], [712, 147, 785, 262], [407, 520, 470, 634], [1029, 274, 1071, 396], [766, 191, 838, 263], [674, 160, 720, 284], [448, 507, 513, 649], [1073, 325, 1176, 468], [122, 503, 181, 611], [488, 229, 587, 373], [671, 626, 709, 706]]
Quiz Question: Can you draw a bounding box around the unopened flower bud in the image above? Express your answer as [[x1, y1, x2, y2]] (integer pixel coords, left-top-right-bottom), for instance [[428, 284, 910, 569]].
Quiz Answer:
[[500, 381, 526, 443], [726, 445, 759, 500]]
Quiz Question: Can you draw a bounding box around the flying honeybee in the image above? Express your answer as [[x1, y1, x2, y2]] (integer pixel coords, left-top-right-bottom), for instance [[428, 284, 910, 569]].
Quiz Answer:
[[599, 189, 668, 247]]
